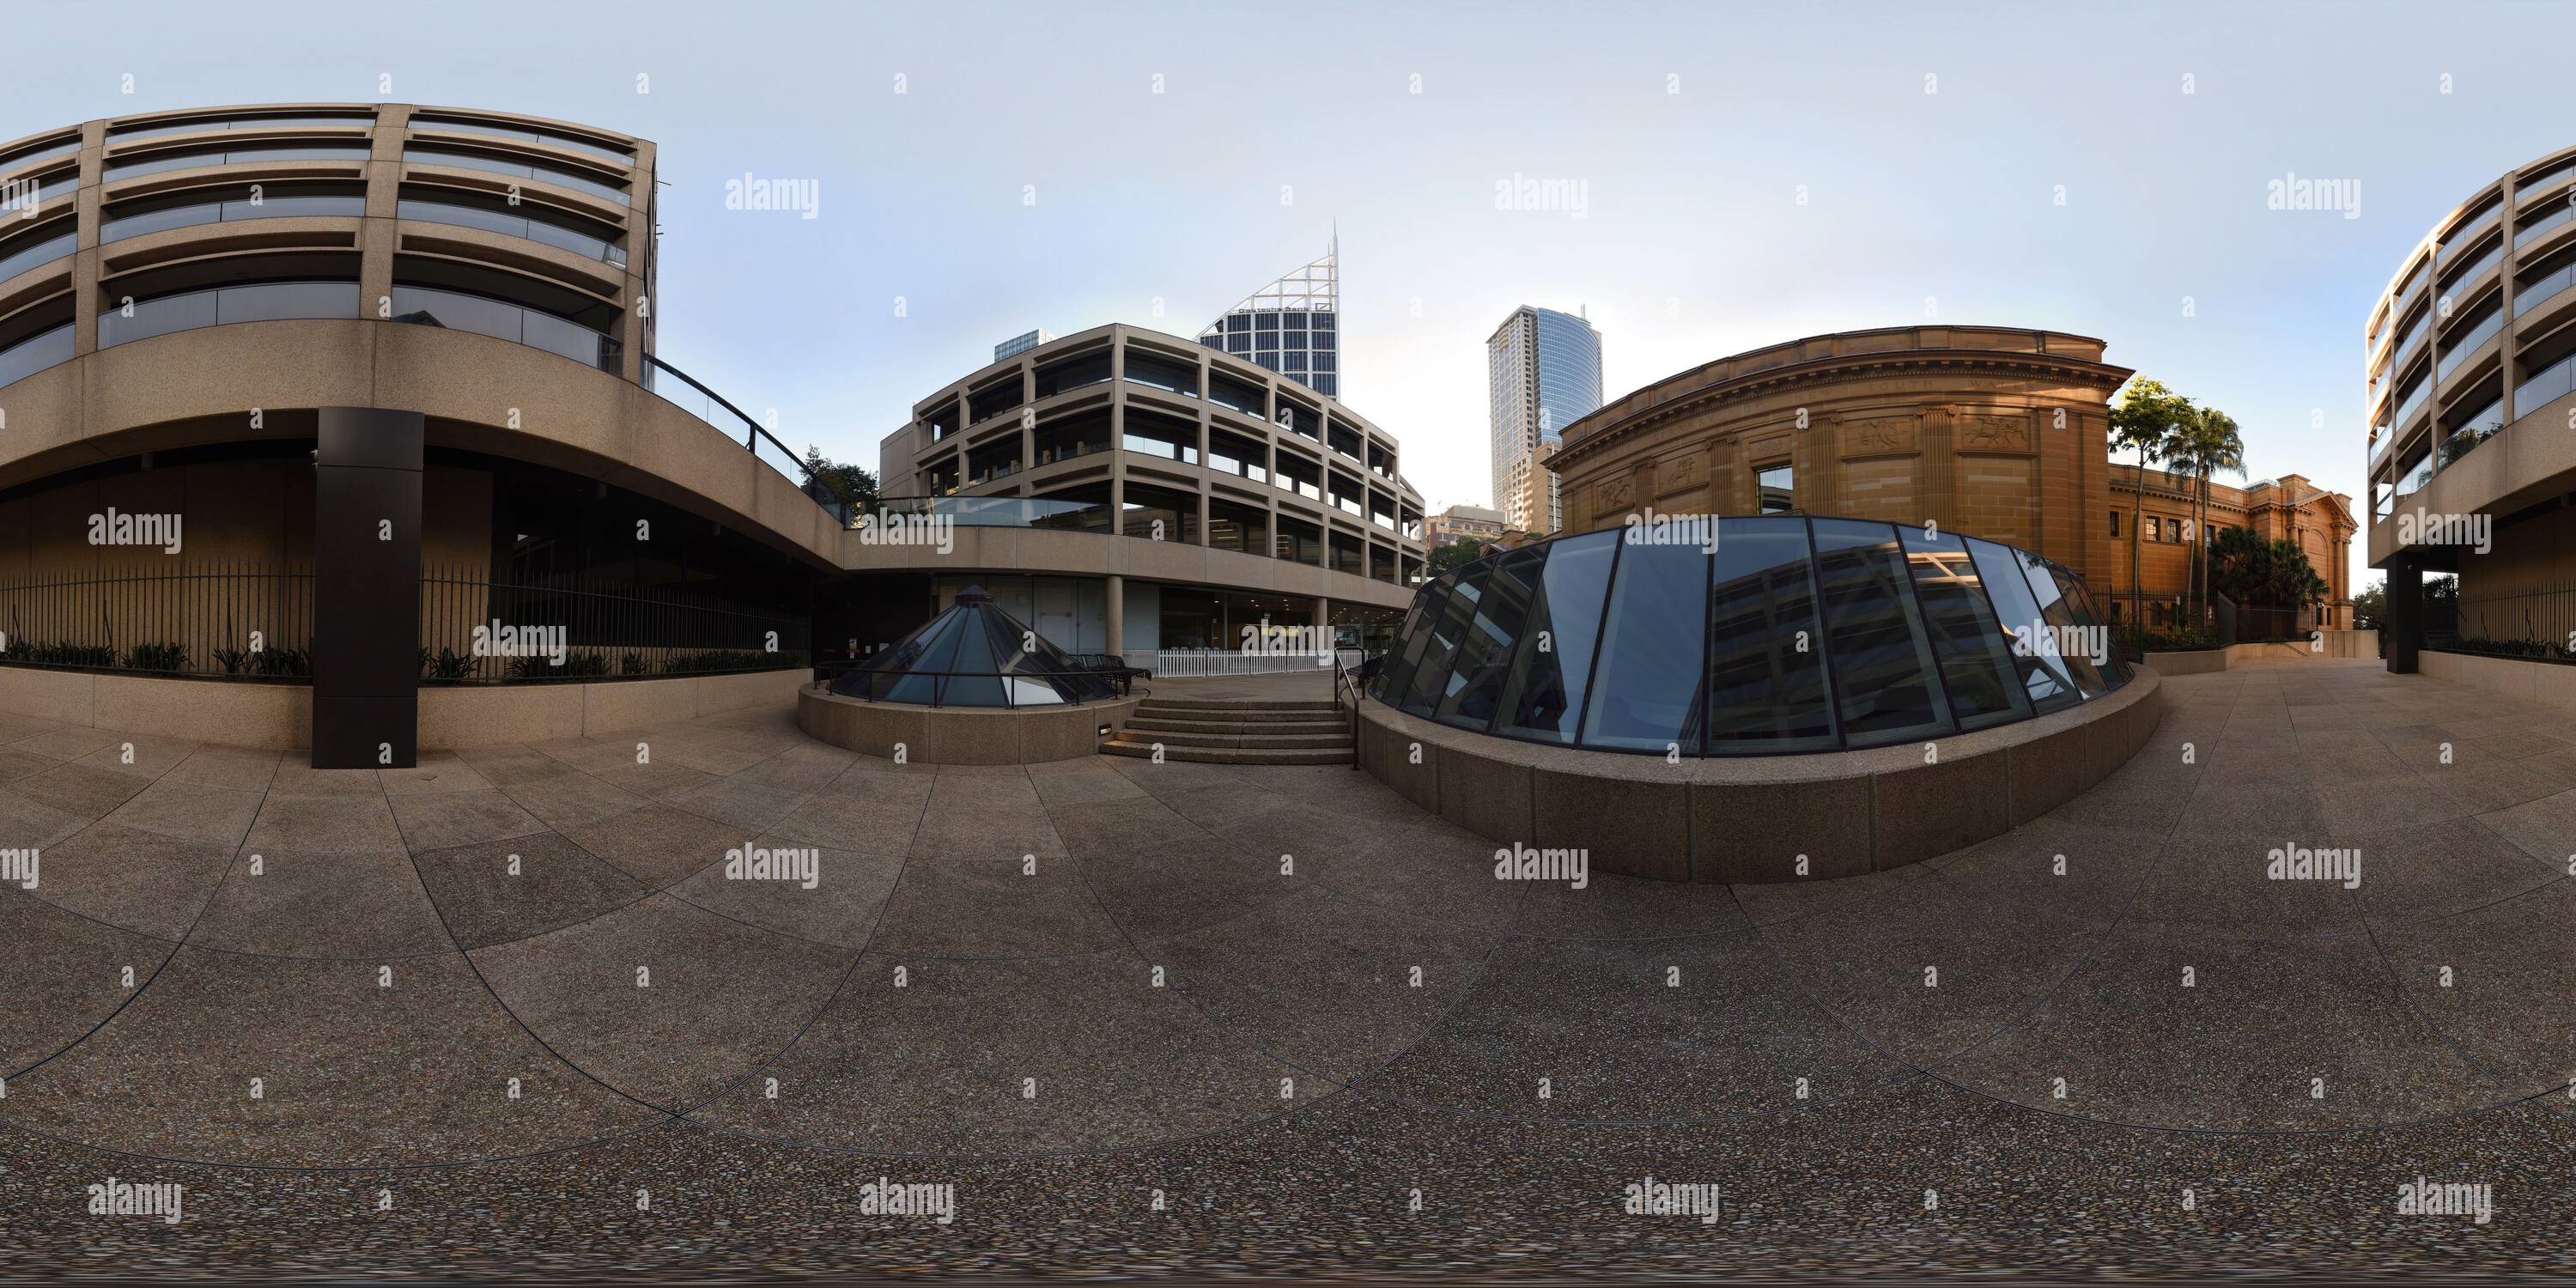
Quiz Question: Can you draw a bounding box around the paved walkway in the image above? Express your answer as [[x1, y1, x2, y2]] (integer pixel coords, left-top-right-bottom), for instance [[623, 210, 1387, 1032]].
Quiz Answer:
[[2, 657, 2572, 1277]]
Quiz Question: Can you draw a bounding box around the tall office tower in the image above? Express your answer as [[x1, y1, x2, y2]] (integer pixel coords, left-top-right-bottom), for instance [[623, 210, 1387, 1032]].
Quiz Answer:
[[1487, 305, 1602, 535], [1197, 235, 1339, 398]]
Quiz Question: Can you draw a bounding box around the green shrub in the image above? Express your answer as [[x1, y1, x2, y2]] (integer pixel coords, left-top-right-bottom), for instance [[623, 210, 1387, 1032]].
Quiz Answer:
[[2144, 627, 2216, 652], [124, 642, 189, 672]]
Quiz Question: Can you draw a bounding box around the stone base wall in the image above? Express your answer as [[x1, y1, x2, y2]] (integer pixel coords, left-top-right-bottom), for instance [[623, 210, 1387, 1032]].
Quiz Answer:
[[798, 685, 1140, 764], [0, 665, 805, 750], [1358, 669, 2162, 884], [2419, 649, 2576, 711]]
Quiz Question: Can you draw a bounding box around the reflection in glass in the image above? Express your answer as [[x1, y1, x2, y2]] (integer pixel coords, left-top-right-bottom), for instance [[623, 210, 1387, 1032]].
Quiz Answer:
[[1578, 536, 1709, 752], [1396, 562, 1495, 715], [1492, 531, 1618, 743], [1899, 526, 2031, 731], [1809, 519, 1953, 746], [1374, 572, 1455, 708], [1963, 536, 2080, 714], [1435, 543, 1544, 728], [2014, 550, 2112, 698], [1704, 516, 1838, 752]]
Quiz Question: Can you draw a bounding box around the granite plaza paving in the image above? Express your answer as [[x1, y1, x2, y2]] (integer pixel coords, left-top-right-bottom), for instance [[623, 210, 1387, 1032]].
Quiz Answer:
[[3, 657, 2573, 1279]]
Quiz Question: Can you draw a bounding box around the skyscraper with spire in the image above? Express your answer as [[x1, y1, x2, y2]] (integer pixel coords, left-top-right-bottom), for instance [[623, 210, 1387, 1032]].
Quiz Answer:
[[1197, 234, 1340, 398]]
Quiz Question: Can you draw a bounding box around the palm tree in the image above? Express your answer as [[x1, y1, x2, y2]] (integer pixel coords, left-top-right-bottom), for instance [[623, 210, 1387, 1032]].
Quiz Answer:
[[2174, 406, 2245, 628], [2108, 380, 2191, 649]]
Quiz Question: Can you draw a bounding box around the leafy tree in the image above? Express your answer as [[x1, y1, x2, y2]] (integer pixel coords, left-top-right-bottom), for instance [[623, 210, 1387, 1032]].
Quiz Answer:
[[2169, 404, 2244, 626], [799, 446, 878, 514], [2349, 581, 2385, 631], [1426, 536, 1485, 575]]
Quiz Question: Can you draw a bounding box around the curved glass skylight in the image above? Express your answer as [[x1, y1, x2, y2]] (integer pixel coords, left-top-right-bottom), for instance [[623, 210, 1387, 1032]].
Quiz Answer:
[[1370, 516, 2131, 756], [830, 585, 1117, 707]]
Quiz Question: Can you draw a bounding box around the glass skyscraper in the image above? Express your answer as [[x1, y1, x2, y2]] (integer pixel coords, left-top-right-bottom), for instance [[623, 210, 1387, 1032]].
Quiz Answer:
[[1488, 305, 1602, 534], [1198, 236, 1339, 398]]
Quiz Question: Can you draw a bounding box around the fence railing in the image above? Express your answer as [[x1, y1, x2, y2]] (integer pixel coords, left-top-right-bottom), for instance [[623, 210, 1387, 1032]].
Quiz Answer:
[[2455, 586, 2576, 653], [0, 562, 808, 682], [1144, 647, 1367, 677], [0, 561, 315, 676]]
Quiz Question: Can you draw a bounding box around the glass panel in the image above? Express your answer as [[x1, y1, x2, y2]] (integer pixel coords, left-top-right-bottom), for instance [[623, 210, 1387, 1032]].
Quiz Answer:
[[1704, 516, 1838, 752], [397, 198, 625, 264], [1374, 574, 1454, 704], [0, 323, 74, 387], [1434, 544, 1544, 729], [2052, 571, 2132, 688], [1809, 519, 1953, 747], [1964, 536, 2080, 714], [878, 613, 965, 705], [0, 228, 76, 283], [939, 615, 1006, 707], [1394, 562, 1494, 716], [2015, 549, 2112, 699], [1491, 531, 1618, 743], [1899, 526, 2032, 731], [402, 149, 629, 204], [1577, 537, 1709, 753]]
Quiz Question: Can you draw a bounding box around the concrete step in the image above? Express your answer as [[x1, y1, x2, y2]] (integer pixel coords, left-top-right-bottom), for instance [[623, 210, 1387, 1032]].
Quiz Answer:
[[1101, 738, 1353, 765], [1136, 697, 1340, 714], [1132, 706, 1349, 724], [1112, 726, 1354, 750], [1124, 714, 1350, 736]]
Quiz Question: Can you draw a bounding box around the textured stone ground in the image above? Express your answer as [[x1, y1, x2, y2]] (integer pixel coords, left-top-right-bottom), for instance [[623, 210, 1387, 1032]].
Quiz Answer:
[[1, 658, 2571, 1280]]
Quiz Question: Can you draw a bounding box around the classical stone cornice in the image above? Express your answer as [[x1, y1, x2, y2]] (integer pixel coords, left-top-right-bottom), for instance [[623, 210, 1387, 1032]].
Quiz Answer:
[[1552, 348, 2134, 471]]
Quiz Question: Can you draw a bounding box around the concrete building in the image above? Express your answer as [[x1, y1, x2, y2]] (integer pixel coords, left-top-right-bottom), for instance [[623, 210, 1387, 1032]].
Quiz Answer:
[[1195, 238, 1338, 398], [2105, 465, 2358, 630], [2366, 144, 2576, 669], [1425, 502, 1505, 548], [875, 325, 1424, 657], [1548, 326, 2132, 588], [1488, 305, 1601, 535]]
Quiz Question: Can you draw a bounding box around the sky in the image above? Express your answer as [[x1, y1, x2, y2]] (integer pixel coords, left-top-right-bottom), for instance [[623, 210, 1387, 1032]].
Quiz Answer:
[[7, 0, 2571, 596]]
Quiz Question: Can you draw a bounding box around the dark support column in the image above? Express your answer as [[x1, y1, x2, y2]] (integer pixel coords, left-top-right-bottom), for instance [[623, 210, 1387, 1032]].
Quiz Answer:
[[313, 407, 424, 768], [2384, 554, 2424, 675]]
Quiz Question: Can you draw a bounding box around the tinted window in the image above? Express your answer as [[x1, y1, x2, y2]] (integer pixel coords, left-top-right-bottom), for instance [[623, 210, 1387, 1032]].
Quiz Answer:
[[2053, 572, 2133, 686], [1704, 517, 1838, 752], [2020, 555, 2113, 698], [1397, 562, 1496, 715], [1435, 543, 1544, 730], [1964, 536, 2080, 714], [1899, 526, 2032, 731], [1492, 531, 1618, 744], [1577, 537, 1710, 752], [1809, 519, 1953, 746], [1374, 574, 1451, 704]]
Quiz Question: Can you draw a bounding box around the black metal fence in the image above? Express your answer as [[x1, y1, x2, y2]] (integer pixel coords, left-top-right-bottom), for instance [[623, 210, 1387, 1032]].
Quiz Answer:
[[0, 562, 809, 682], [2452, 585, 2576, 657]]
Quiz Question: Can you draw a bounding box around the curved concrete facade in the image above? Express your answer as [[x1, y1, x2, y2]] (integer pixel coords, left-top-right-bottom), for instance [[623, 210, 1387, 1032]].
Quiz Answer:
[[879, 324, 1425, 605], [1358, 665, 2162, 884], [797, 683, 1140, 764]]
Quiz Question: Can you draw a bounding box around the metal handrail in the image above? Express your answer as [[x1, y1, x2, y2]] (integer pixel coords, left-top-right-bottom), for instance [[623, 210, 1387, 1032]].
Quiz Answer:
[[1331, 652, 1374, 770]]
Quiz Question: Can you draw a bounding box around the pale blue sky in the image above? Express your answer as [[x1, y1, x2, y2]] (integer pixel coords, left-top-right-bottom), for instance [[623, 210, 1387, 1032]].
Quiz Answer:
[[8, 0, 2569, 593]]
